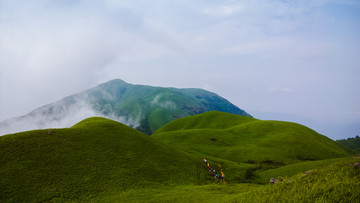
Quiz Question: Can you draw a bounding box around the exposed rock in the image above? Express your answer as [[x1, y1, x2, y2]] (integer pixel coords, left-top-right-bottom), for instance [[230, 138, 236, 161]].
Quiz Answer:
[[270, 177, 280, 184], [354, 162, 360, 169]]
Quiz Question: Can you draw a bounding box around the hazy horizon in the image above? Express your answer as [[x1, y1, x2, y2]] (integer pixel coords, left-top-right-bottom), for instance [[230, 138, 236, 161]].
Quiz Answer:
[[1, 0, 359, 139]]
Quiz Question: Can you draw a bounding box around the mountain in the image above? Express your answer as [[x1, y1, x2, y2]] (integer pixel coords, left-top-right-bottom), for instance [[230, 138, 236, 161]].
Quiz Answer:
[[0, 117, 204, 202], [0, 79, 251, 135], [153, 111, 351, 164]]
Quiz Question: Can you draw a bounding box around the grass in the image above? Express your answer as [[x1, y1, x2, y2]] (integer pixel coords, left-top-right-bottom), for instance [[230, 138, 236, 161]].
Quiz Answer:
[[97, 156, 360, 202], [153, 111, 351, 165], [254, 157, 349, 184], [0, 117, 208, 202], [227, 156, 360, 202], [98, 183, 257, 202], [1, 113, 357, 202], [155, 111, 256, 133]]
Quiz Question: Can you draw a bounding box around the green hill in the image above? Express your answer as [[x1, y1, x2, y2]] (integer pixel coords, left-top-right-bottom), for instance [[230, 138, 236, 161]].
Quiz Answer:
[[153, 111, 351, 165], [0, 117, 204, 202]]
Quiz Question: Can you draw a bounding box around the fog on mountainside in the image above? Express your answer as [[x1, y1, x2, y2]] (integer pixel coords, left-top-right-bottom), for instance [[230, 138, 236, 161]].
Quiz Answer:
[[0, 79, 251, 135]]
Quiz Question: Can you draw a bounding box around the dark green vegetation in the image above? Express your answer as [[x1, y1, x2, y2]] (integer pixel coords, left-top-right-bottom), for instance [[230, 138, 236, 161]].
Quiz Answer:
[[0, 79, 251, 135], [1, 112, 357, 202], [337, 136, 360, 153]]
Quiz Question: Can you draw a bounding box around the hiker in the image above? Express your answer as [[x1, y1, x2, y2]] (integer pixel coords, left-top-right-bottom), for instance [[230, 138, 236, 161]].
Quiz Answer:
[[204, 157, 207, 164], [220, 169, 225, 182]]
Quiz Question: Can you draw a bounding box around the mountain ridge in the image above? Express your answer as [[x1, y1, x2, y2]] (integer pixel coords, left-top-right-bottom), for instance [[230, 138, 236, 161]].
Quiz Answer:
[[0, 79, 251, 135]]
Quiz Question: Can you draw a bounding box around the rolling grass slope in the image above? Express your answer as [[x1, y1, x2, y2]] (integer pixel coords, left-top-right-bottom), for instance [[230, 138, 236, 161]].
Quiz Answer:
[[154, 111, 350, 164], [0, 117, 203, 202], [1, 114, 357, 202], [153, 111, 351, 184], [229, 157, 360, 202], [82, 157, 360, 202], [155, 111, 256, 133]]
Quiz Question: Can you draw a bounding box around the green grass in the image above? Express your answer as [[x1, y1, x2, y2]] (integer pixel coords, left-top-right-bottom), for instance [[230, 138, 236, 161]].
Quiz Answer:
[[227, 157, 360, 202], [0, 117, 208, 202], [153, 111, 351, 184], [98, 183, 257, 202], [98, 156, 360, 202], [254, 157, 349, 184], [155, 111, 256, 133], [153, 111, 351, 165], [1, 113, 357, 202]]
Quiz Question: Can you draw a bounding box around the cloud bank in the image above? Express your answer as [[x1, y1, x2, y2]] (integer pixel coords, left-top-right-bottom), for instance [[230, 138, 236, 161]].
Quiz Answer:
[[0, 0, 359, 139]]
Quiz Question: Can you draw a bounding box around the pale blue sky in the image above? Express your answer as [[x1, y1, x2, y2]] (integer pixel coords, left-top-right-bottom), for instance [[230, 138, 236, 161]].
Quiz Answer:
[[1, 0, 359, 139]]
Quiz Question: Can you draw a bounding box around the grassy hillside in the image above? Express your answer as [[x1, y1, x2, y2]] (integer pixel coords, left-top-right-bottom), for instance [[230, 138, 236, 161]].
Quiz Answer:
[[228, 157, 360, 202], [1, 114, 357, 202], [155, 111, 257, 133], [88, 157, 360, 202], [337, 136, 360, 153], [0, 117, 205, 202], [154, 111, 350, 164], [153, 111, 351, 183]]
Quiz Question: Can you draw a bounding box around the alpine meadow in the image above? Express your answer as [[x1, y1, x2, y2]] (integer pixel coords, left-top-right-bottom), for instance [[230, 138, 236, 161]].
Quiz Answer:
[[1, 0, 360, 202], [1, 86, 359, 202]]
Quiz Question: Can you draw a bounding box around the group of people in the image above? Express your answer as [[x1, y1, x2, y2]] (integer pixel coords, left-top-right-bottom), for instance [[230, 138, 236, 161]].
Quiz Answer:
[[204, 157, 225, 182]]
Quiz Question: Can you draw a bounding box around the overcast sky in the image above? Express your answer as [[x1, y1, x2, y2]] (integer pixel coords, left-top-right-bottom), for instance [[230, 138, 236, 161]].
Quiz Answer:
[[1, 0, 359, 139]]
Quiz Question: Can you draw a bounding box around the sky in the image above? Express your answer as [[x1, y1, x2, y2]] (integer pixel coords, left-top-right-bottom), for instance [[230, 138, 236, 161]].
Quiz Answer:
[[0, 0, 359, 139]]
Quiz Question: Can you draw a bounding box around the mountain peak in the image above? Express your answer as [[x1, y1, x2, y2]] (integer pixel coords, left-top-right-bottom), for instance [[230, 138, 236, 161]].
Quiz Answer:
[[102, 79, 128, 86], [0, 80, 251, 135]]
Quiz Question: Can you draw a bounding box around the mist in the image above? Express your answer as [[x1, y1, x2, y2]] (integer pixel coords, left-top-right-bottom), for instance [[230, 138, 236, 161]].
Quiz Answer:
[[0, 96, 141, 136]]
